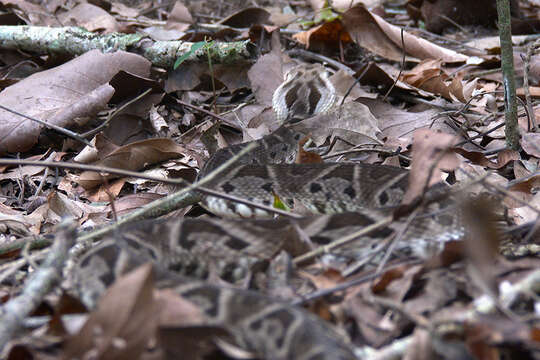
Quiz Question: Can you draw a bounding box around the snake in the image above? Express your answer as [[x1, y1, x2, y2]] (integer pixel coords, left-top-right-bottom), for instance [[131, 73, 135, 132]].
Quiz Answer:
[[72, 63, 463, 359]]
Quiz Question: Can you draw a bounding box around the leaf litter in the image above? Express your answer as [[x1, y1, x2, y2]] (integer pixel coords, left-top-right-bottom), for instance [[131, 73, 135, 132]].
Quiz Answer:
[[0, 0, 539, 359]]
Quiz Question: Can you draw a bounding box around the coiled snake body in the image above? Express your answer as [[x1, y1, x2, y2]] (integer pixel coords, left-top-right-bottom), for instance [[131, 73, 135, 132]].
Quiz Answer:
[[74, 64, 462, 359]]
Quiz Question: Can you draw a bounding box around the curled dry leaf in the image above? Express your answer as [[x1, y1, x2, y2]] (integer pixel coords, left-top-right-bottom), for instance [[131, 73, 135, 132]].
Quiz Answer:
[[293, 19, 353, 51], [401, 59, 477, 102], [342, 4, 469, 63], [453, 148, 519, 169]]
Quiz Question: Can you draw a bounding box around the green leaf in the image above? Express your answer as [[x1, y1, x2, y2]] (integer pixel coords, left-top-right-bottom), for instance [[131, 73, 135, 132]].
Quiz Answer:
[[174, 41, 207, 69], [272, 192, 291, 212]]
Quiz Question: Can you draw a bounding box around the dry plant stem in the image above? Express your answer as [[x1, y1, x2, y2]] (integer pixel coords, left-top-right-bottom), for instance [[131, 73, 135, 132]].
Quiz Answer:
[[74, 142, 301, 249], [0, 26, 255, 68], [294, 259, 423, 305], [0, 157, 300, 219], [522, 44, 538, 131], [286, 49, 354, 74], [323, 148, 411, 162], [81, 88, 153, 138], [343, 236, 394, 277], [366, 294, 430, 328], [0, 104, 92, 147], [497, 0, 520, 150], [376, 207, 421, 274], [0, 150, 303, 257], [454, 121, 505, 148], [292, 215, 394, 265], [0, 220, 76, 350], [174, 98, 231, 123], [382, 28, 405, 102], [0, 237, 52, 259]]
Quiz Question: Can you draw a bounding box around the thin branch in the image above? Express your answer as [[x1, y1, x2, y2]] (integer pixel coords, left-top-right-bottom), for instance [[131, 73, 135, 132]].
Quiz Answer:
[[0, 220, 76, 350], [0, 104, 92, 147], [81, 88, 153, 138], [0, 157, 302, 220], [293, 215, 394, 265]]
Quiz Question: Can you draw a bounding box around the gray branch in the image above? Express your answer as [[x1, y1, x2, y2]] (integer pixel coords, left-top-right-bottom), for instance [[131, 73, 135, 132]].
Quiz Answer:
[[0, 26, 256, 68], [0, 220, 76, 350]]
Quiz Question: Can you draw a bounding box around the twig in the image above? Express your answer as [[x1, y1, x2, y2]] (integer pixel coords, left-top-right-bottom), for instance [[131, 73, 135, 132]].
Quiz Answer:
[[293, 259, 423, 305], [0, 220, 76, 350], [0, 104, 92, 147], [0, 157, 302, 220], [81, 88, 153, 138], [72, 141, 299, 254], [292, 215, 394, 265], [521, 43, 538, 131], [0, 26, 255, 68], [382, 28, 405, 102], [375, 207, 421, 274], [287, 49, 355, 74], [365, 293, 430, 328]]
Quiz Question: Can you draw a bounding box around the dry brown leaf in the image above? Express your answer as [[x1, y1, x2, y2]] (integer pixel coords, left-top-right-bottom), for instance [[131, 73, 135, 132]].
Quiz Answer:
[[401, 59, 474, 102], [293, 19, 352, 51], [156, 289, 233, 360], [342, 4, 469, 63], [517, 86, 540, 98], [521, 133, 540, 158], [404, 129, 459, 203], [359, 98, 454, 141], [453, 148, 519, 169], [371, 267, 405, 294], [290, 101, 381, 148], [219, 7, 270, 27], [300, 268, 345, 290], [63, 264, 158, 360], [103, 192, 163, 217], [0, 50, 150, 155], [58, 3, 119, 32], [86, 178, 127, 203], [248, 51, 283, 108], [0, 0, 60, 25], [76, 138, 188, 189], [330, 69, 377, 100], [296, 136, 323, 164], [165, 1, 193, 31]]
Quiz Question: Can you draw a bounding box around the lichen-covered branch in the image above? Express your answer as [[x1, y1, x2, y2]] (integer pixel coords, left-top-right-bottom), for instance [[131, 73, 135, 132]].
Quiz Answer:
[[496, 0, 520, 150], [0, 221, 76, 350], [0, 26, 256, 68]]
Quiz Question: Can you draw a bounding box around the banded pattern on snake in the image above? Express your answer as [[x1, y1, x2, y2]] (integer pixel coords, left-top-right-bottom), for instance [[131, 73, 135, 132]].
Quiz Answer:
[[73, 63, 463, 359]]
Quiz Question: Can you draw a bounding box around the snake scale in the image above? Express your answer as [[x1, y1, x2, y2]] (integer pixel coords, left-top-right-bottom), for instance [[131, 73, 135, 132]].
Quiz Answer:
[[73, 64, 463, 359]]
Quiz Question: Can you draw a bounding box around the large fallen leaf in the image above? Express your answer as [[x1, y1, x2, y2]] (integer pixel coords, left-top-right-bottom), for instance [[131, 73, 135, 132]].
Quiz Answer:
[[63, 263, 158, 360], [359, 98, 455, 140], [342, 4, 469, 63], [0, 50, 150, 155], [58, 3, 119, 32], [290, 101, 381, 147]]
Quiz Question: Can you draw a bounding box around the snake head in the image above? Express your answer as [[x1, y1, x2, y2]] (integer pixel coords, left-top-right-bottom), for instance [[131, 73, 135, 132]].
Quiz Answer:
[[272, 64, 337, 124]]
